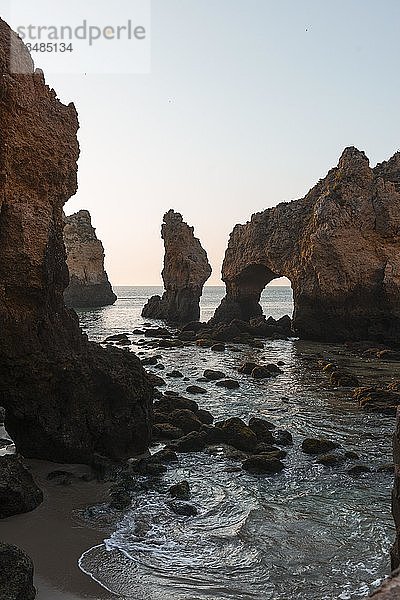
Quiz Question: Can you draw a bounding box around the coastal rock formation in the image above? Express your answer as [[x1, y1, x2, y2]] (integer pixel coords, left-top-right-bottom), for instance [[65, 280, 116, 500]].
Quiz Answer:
[[0, 18, 153, 463], [0, 543, 36, 600], [0, 455, 43, 519], [212, 148, 400, 343], [142, 210, 211, 323], [63, 210, 117, 308]]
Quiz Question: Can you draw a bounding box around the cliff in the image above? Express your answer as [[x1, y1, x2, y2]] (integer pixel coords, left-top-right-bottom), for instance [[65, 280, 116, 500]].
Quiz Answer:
[[212, 148, 400, 343], [142, 209, 212, 322], [0, 18, 153, 463], [63, 210, 117, 308]]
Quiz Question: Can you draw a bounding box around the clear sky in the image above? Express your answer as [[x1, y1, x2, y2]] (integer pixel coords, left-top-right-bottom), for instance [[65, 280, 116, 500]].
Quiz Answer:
[[36, 0, 400, 285]]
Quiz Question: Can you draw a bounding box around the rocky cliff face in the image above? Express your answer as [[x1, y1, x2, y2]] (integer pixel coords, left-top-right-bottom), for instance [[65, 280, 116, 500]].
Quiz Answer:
[[0, 18, 153, 463], [142, 210, 212, 323], [63, 210, 117, 308], [212, 147, 400, 343]]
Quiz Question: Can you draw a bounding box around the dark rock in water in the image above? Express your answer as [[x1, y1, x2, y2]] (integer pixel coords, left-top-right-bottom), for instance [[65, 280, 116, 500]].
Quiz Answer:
[[316, 454, 346, 467], [141, 356, 158, 366], [153, 423, 184, 441], [168, 431, 207, 453], [242, 455, 285, 475], [238, 362, 258, 375], [197, 409, 214, 425], [273, 430, 293, 447], [0, 543, 36, 600], [353, 386, 400, 414], [254, 444, 286, 458], [154, 364, 165, 370], [146, 372, 166, 387], [203, 369, 226, 381], [0, 23, 153, 464], [169, 480, 190, 500], [302, 438, 339, 455], [109, 485, 131, 510], [211, 343, 226, 352], [0, 455, 43, 518], [181, 322, 207, 334], [218, 417, 258, 452], [166, 370, 184, 378], [168, 500, 198, 517], [142, 210, 211, 323], [210, 147, 400, 344], [144, 327, 171, 339], [63, 210, 117, 308], [249, 417, 275, 444], [200, 425, 224, 445], [151, 448, 179, 463], [104, 333, 130, 343], [348, 465, 371, 476], [168, 409, 202, 434], [215, 379, 240, 390], [344, 451, 360, 460], [186, 385, 207, 395], [330, 370, 360, 387], [251, 366, 275, 379], [155, 395, 199, 414]]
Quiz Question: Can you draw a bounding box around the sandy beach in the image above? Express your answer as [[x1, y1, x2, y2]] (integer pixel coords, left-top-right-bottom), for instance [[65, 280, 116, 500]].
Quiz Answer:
[[0, 459, 115, 600]]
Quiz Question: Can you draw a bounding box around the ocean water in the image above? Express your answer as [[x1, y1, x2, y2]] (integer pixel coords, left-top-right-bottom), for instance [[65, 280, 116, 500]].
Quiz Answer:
[[76, 286, 395, 600]]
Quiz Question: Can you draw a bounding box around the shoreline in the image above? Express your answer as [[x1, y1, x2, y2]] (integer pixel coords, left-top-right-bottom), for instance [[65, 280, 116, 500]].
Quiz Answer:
[[0, 459, 115, 600]]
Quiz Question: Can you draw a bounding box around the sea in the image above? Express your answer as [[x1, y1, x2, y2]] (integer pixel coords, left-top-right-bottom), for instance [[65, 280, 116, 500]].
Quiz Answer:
[[75, 286, 395, 600]]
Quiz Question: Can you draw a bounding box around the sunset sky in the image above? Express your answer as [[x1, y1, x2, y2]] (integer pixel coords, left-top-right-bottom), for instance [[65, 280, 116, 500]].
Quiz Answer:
[[17, 0, 400, 285]]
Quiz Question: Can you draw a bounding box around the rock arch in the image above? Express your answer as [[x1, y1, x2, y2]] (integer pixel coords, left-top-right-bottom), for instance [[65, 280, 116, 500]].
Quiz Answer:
[[212, 147, 400, 343]]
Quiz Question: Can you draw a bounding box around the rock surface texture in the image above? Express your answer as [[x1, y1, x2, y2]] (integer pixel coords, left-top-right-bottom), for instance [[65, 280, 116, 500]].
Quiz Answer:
[[0, 19, 153, 463], [142, 210, 211, 323], [212, 148, 400, 343], [0, 455, 43, 518], [0, 543, 36, 600], [63, 210, 117, 308]]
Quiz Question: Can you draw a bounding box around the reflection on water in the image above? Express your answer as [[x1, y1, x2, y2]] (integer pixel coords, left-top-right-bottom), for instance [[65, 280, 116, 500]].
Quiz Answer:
[[77, 286, 395, 599]]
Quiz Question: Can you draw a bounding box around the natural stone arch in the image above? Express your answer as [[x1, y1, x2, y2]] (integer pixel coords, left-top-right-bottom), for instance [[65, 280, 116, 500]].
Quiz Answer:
[[212, 147, 400, 343]]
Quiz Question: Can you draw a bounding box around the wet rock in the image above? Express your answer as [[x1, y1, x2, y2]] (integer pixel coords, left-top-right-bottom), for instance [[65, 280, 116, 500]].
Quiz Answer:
[[154, 364, 165, 370], [109, 485, 131, 510], [168, 431, 207, 453], [249, 417, 275, 444], [168, 500, 198, 517], [273, 430, 293, 446], [353, 386, 400, 414], [146, 372, 166, 387], [344, 451, 360, 460], [301, 438, 340, 455], [46, 470, 75, 486], [196, 339, 214, 348], [169, 480, 190, 500], [181, 322, 207, 334], [238, 362, 258, 375], [242, 455, 285, 475], [186, 385, 207, 395], [316, 454, 346, 467], [203, 369, 226, 381], [251, 366, 275, 379], [151, 448, 179, 463], [142, 210, 211, 323], [0, 455, 43, 518], [211, 343, 226, 352], [254, 445, 287, 459], [330, 370, 360, 387], [153, 423, 184, 440], [141, 356, 158, 366], [218, 418, 258, 452], [155, 395, 199, 414], [0, 543, 36, 600], [197, 409, 214, 425], [166, 370, 184, 378], [215, 379, 240, 390], [200, 425, 224, 445], [144, 327, 172, 339], [168, 409, 202, 434], [348, 465, 371, 476]]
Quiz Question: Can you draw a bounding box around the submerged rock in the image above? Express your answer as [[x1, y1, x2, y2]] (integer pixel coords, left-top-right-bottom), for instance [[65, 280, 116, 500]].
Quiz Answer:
[[211, 147, 400, 343], [169, 480, 190, 500], [301, 438, 340, 455], [242, 455, 285, 475], [0, 19, 153, 463], [142, 210, 211, 323], [63, 210, 117, 308], [0, 543, 36, 600]]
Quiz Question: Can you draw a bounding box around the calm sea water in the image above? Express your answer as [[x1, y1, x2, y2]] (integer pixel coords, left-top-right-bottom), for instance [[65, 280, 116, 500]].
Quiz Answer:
[[76, 286, 395, 600]]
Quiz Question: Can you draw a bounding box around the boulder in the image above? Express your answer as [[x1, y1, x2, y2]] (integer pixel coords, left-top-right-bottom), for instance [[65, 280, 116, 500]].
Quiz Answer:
[[203, 369, 226, 381], [218, 418, 258, 452], [215, 379, 240, 390], [168, 409, 202, 434], [168, 431, 207, 453], [301, 438, 340, 455], [0, 455, 43, 518], [242, 455, 285, 475], [169, 480, 190, 500], [0, 543, 36, 600]]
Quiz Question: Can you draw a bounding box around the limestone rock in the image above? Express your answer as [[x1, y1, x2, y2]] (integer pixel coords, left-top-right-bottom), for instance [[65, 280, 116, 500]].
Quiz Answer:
[[142, 210, 211, 322], [0, 18, 153, 463], [63, 210, 117, 308], [0, 543, 36, 600], [212, 147, 400, 343]]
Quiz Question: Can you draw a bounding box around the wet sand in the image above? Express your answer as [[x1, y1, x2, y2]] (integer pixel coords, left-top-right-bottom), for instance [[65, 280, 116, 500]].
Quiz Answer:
[[0, 459, 116, 600]]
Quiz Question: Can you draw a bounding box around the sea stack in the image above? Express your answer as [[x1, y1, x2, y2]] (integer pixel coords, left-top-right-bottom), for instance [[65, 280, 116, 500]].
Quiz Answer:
[[63, 210, 117, 308], [0, 18, 153, 463], [142, 209, 212, 323], [211, 147, 400, 344]]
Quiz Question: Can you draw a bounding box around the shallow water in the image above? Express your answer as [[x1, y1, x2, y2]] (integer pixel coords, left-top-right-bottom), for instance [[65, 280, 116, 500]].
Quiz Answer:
[[76, 286, 397, 599]]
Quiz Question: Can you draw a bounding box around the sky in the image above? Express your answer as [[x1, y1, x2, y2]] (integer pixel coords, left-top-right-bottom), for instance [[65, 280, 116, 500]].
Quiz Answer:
[[13, 0, 400, 285]]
